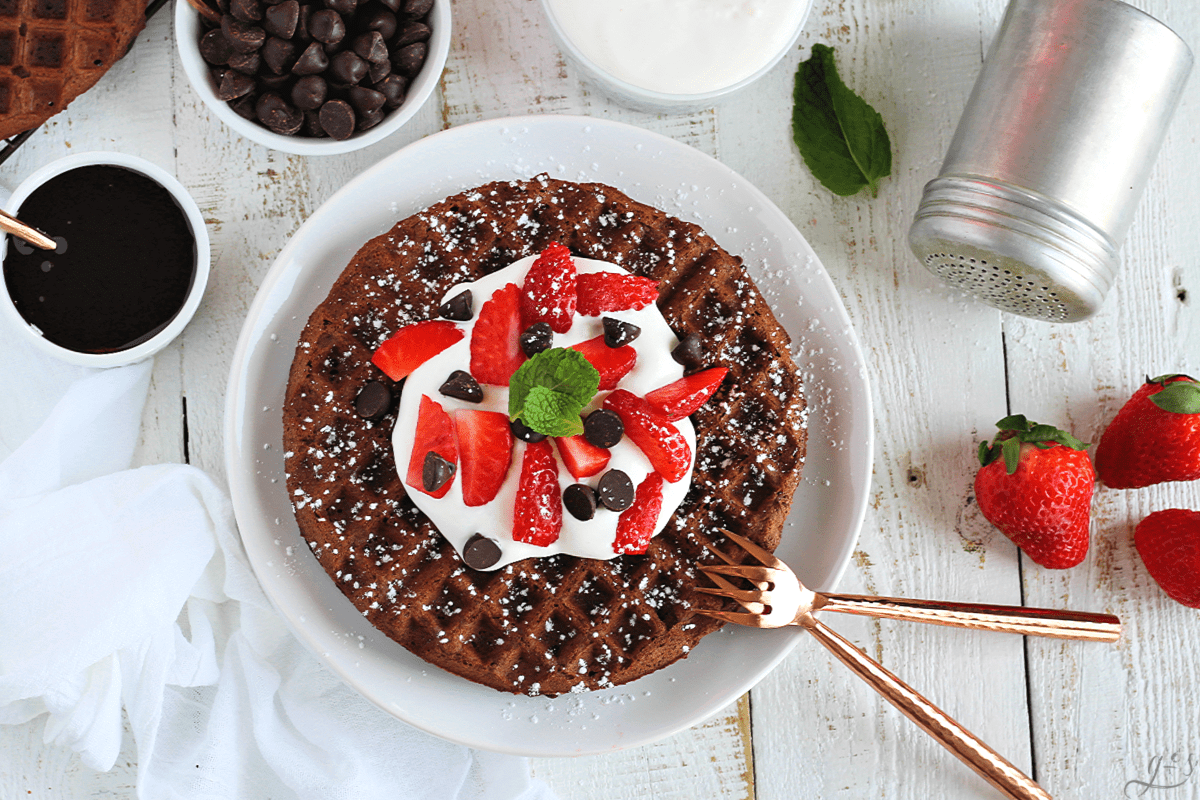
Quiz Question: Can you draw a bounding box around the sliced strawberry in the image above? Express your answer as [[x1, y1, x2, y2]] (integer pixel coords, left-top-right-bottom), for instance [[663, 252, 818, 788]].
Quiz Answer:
[[521, 241, 577, 334], [555, 434, 610, 479], [576, 271, 659, 317], [455, 409, 514, 506], [371, 320, 463, 381], [645, 367, 729, 421], [513, 440, 562, 547], [613, 472, 664, 555], [603, 389, 691, 483], [570, 335, 636, 390], [405, 395, 458, 499], [470, 282, 526, 386]]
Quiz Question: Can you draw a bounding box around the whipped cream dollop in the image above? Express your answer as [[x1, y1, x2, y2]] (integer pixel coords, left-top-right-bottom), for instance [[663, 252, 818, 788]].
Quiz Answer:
[[392, 255, 696, 571], [546, 0, 807, 96]]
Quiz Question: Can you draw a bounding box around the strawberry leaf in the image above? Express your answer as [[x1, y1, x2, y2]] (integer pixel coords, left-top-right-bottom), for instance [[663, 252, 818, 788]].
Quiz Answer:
[[1149, 379, 1200, 414], [1002, 437, 1022, 475]]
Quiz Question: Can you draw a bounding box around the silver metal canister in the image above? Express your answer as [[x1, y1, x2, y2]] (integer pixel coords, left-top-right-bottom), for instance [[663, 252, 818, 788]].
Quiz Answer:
[[908, 0, 1192, 322]]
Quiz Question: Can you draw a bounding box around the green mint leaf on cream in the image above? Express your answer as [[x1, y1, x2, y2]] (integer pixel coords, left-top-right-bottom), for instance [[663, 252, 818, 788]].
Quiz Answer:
[[509, 348, 600, 436], [792, 43, 892, 197]]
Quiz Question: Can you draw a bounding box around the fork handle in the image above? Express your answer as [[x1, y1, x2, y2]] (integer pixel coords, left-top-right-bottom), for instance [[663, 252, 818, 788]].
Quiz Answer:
[[801, 616, 1051, 800], [814, 594, 1121, 642]]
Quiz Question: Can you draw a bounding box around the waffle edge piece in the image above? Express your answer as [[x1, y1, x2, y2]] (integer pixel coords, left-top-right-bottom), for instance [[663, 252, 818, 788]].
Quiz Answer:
[[283, 175, 808, 696]]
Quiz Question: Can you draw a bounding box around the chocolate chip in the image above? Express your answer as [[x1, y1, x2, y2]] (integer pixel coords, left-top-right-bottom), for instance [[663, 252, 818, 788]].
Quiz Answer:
[[259, 70, 292, 90], [367, 57, 391, 84], [291, 74, 327, 109], [318, 98, 356, 138], [356, 108, 385, 130], [200, 28, 234, 64], [597, 470, 634, 512], [583, 409, 623, 448], [671, 333, 705, 370], [295, 3, 311, 41], [255, 92, 303, 134], [291, 40, 329, 74], [231, 0, 262, 22], [348, 86, 386, 114], [261, 36, 296, 73], [328, 50, 368, 84], [301, 109, 324, 136], [377, 0, 400, 13], [437, 289, 472, 320], [352, 31, 389, 64], [324, 0, 355, 14], [373, 72, 407, 107], [402, 0, 431, 17], [462, 534, 501, 570], [439, 370, 482, 403], [602, 317, 640, 348], [218, 68, 257, 99], [563, 484, 597, 521], [354, 379, 392, 420], [230, 91, 259, 119], [392, 20, 429, 47], [510, 417, 547, 443], [308, 8, 345, 44], [262, 0, 298, 38], [519, 322, 552, 356], [422, 451, 456, 492], [391, 41, 426, 76], [364, 8, 397, 39], [227, 50, 261, 74], [221, 14, 266, 52]]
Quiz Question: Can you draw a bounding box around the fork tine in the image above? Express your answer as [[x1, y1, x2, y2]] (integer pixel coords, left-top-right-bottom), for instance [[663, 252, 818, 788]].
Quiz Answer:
[[700, 563, 777, 583], [699, 536, 737, 565], [694, 584, 768, 607], [693, 608, 772, 628], [719, 527, 785, 568]]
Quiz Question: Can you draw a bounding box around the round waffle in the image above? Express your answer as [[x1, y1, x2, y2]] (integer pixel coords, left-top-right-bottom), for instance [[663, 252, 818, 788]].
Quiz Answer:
[[0, 0, 145, 139], [283, 175, 807, 696]]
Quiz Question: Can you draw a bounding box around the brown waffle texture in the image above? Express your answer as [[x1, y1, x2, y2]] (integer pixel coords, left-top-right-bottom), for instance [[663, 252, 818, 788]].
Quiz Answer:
[[283, 176, 808, 696], [0, 0, 145, 138]]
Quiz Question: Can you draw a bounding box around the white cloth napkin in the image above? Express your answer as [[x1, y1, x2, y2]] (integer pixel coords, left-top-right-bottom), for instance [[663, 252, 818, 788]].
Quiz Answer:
[[0, 345, 556, 800]]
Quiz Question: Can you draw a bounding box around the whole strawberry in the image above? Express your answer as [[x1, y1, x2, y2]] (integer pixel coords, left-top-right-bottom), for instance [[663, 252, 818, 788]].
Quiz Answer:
[[1134, 509, 1200, 608], [1094, 374, 1200, 489], [974, 415, 1094, 569]]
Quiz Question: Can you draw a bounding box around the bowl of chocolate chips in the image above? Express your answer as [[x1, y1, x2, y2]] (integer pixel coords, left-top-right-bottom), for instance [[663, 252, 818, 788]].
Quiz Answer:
[[176, 0, 449, 154]]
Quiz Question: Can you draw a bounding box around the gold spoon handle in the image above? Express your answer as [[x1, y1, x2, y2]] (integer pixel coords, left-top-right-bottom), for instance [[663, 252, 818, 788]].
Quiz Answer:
[[801, 616, 1051, 800], [815, 593, 1121, 642], [0, 209, 55, 250]]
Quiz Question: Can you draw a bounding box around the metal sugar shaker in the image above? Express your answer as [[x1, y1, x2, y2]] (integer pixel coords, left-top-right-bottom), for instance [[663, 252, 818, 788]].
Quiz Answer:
[[908, 0, 1192, 323]]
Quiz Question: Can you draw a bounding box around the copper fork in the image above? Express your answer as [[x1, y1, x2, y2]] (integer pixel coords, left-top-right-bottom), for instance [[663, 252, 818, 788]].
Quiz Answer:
[[696, 529, 1123, 800]]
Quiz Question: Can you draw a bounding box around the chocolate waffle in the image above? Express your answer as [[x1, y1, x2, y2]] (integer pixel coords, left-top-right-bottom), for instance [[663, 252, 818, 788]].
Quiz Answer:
[[283, 175, 807, 695], [0, 0, 145, 139]]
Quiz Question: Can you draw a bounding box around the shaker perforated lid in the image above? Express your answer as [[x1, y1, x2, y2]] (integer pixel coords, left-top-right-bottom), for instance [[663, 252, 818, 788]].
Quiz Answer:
[[909, 0, 1192, 323]]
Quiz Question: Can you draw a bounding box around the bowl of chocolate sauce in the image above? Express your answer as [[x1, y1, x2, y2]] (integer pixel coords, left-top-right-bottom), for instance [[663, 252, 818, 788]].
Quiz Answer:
[[0, 153, 210, 367]]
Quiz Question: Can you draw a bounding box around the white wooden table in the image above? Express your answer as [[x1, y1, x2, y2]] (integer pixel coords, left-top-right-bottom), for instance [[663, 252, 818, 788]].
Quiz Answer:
[[3, 0, 1200, 797]]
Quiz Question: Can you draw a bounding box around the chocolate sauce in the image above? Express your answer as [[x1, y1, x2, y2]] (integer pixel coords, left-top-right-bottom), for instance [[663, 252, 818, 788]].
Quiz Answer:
[[2, 165, 197, 353]]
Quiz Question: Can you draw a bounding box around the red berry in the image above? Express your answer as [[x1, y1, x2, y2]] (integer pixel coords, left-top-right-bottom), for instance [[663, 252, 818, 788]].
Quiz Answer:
[[455, 409, 514, 506], [513, 440, 562, 547], [576, 271, 659, 317], [371, 320, 463, 381], [555, 434, 610, 479], [570, 335, 636, 390], [603, 389, 691, 483], [973, 417, 1094, 569], [520, 241, 577, 334], [405, 395, 457, 499], [1135, 508, 1200, 608], [613, 472, 664, 555], [470, 282, 526, 386], [1094, 374, 1200, 489], [645, 367, 728, 421]]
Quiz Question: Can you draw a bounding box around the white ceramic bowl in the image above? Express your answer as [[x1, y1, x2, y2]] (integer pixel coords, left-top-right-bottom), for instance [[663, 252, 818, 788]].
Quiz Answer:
[[538, 0, 813, 112], [176, 0, 450, 155], [0, 152, 211, 368]]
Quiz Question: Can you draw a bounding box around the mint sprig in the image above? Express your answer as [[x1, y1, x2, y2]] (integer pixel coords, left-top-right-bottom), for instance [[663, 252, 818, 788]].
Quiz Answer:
[[792, 44, 892, 197], [509, 348, 599, 437]]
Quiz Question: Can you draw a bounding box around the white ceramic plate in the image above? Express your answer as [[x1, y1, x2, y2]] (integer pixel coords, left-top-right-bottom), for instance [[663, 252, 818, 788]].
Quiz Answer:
[[224, 115, 873, 756]]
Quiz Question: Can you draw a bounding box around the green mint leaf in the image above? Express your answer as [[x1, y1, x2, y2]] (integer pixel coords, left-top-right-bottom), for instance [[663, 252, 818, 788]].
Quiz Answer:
[[508, 348, 600, 436], [522, 387, 586, 437], [1150, 380, 1200, 414], [792, 44, 892, 197]]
